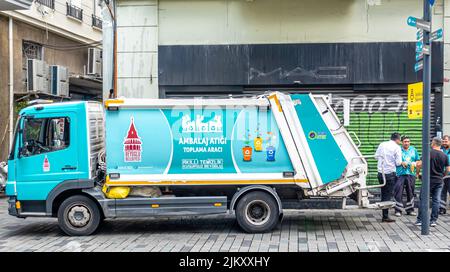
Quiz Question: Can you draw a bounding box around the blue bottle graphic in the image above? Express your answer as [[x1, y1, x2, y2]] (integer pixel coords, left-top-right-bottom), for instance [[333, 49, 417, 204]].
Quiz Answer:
[[266, 146, 276, 161]]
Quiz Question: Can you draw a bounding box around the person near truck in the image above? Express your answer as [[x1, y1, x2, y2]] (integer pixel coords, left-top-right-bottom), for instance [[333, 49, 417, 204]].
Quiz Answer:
[[393, 136, 420, 217], [415, 137, 450, 227], [439, 135, 450, 214], [375, 132, 402, 223]]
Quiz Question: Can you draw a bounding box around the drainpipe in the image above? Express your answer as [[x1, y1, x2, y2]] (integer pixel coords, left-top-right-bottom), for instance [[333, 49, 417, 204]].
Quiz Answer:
[[8, 17, 13, 151], [113, 0, 117, 98], [444, 1, 450, 135]]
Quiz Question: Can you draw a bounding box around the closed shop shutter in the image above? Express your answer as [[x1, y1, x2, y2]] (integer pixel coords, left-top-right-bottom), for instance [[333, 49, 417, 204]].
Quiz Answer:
[[325, 90, 436, 185]]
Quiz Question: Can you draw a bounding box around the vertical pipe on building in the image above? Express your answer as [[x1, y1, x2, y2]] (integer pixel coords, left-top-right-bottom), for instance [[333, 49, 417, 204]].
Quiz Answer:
[[444, 0, 450, 136], [113, 0, 117, 98], [8, 17, 13, 151], [101, 0, 114, 102]]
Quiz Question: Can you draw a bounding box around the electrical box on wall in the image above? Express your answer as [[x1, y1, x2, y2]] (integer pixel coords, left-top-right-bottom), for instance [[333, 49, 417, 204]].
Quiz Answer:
[[87, 47, 102, 77], [50, 65, 69, 97], [27, 59, 49, 93]]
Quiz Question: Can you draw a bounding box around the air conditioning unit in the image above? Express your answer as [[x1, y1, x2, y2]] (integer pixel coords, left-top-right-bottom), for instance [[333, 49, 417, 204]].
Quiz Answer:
[[50, 65, 69, 97], [27, 59, 49, 93], [87, 47, 102, 77]]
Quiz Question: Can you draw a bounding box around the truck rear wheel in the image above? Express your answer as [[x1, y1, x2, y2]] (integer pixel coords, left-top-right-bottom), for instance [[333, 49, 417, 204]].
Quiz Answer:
[[57, 195, 101, 236], [235, 191, 279, 233]]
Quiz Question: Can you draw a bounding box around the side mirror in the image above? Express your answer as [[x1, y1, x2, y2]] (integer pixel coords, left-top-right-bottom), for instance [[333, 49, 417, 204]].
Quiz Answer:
[[19, 145, 28, 158], [19, 140, 33, 158], [18, 144, 26, 159]]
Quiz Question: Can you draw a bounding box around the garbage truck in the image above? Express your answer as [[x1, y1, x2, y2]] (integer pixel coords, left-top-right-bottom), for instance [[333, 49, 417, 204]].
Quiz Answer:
[[4, 92, 393, 236]]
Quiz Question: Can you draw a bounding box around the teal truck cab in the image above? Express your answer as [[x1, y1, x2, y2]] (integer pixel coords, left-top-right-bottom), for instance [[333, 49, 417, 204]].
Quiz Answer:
[[5, 92, 392, 236]]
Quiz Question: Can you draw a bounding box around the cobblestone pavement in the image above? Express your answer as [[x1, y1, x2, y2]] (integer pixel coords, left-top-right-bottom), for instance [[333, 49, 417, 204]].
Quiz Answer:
[[1, 197, 450, 252]]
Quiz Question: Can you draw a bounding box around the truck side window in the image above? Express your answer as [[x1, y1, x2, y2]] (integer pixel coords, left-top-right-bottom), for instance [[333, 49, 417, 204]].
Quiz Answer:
[[22, 117, 70, 156]]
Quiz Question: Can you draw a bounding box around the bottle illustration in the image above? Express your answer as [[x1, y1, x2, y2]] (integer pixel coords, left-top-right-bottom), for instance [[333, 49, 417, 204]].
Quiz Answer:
[[254, 136, 263, 152], [265, 132, 276, 161], [254, 126, 263, 152], [242, 130, 253, 162], [266, 146, 276, 161]]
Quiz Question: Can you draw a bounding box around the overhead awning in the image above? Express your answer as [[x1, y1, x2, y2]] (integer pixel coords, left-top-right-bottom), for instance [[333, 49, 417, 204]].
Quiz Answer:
[[69, 75, 102, 101]]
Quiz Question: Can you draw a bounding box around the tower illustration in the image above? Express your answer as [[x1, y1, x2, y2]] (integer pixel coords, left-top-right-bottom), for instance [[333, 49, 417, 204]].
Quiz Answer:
[[123, 117, 142, 162]]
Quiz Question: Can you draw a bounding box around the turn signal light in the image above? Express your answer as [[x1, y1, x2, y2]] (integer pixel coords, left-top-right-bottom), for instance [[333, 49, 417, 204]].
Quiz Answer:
[[15, 201, 21, 209]]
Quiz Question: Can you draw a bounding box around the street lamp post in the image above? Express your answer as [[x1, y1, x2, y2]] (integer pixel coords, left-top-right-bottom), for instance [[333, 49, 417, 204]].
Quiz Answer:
[[420, 0, 432, 236]]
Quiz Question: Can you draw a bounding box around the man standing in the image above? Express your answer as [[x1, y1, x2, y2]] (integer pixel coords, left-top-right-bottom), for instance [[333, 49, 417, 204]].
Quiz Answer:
[[375, 132, 402, 223], [394, 136, 420, 217], [416, 137, 450, 227], [439, 135, 450, 214]]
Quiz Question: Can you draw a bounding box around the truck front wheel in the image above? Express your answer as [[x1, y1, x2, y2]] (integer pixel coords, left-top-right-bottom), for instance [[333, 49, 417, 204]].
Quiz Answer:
[[235, 191, 279, 233], [57, 195, 101, 236]]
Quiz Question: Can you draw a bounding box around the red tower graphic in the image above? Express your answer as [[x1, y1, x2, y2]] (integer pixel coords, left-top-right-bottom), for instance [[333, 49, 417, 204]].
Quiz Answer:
[[43, 156, 50, 172], [123, 117, 142, 162]]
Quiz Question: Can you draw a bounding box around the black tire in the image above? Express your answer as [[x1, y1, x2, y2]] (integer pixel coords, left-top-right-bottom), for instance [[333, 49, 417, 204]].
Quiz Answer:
[[235, 191, 280, 233], [57, 195, 101, 236]]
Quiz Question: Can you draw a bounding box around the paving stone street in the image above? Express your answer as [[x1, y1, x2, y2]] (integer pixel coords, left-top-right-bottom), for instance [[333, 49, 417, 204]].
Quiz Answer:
[[1, 196, 450, 252]]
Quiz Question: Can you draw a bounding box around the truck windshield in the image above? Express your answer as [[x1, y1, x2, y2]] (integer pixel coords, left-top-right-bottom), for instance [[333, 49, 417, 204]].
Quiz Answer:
[[21, 117, 70, 157]]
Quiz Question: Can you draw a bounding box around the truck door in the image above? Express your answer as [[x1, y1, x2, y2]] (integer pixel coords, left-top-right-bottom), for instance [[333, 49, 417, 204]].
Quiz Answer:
[[15, 113, 79, 200]]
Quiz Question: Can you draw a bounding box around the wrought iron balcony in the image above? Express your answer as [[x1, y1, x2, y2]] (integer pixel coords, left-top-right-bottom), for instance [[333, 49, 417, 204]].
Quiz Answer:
[[92, 14, 102, 29], [66, 2, 82, 21], [36, 0, 54, 9]]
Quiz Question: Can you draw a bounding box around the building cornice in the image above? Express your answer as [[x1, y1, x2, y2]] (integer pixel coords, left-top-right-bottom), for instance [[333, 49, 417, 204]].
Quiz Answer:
[[0, 10, 100, 44]]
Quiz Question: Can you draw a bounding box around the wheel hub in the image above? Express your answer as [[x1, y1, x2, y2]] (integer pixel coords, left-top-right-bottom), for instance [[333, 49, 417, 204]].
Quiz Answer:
[[245, 200, 271, 226], [67, 205, 91, 228], [251, 206, 264, 219]]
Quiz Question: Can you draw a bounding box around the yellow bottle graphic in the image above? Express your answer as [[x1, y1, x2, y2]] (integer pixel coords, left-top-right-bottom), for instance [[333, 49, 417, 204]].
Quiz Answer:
[[254, 137, 263, 152]]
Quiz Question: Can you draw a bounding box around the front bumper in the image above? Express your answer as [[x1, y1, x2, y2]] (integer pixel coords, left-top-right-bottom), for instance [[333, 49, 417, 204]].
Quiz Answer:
[[7, 196, 18, 216]]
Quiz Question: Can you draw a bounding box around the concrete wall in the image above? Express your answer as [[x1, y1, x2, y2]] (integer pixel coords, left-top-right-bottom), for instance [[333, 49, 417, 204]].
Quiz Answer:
[[114, 0, 447, 99], [116, 0, 158, 98], [13, 19, 89, 93], [0, 16, 10, 161], [0, 16, 92, 161], [1, 0, 102, 43], [158, 0, 443, 45], [0, 0, 102, 160]]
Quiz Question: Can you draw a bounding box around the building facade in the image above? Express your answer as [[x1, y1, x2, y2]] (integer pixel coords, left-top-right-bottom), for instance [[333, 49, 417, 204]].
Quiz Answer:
[[0, 0, 103, 161], [107, 0, 447, 184]]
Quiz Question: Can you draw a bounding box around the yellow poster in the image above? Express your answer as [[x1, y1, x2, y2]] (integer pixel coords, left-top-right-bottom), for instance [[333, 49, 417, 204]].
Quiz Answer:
[[407, 82, 423, 119]]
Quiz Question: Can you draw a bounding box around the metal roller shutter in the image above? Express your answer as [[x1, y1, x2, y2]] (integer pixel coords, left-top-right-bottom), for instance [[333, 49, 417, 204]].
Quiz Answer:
[[326, 90, 435, 185]]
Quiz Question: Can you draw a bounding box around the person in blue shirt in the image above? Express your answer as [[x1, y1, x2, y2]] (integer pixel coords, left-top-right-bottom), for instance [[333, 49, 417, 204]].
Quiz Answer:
[[439, 135, 450, 214], [393, 136, 420, 217]]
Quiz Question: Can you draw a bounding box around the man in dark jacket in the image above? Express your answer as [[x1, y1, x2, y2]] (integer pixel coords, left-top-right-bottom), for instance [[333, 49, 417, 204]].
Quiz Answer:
[[416, 137, 450, 227]]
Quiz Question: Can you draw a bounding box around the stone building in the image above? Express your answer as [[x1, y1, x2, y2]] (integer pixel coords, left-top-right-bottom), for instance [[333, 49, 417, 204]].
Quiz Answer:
[[0, 0, 103, 160]]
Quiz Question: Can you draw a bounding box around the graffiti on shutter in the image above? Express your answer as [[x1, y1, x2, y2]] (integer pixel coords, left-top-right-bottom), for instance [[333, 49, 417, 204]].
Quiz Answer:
[[330, 91, 435, 185]]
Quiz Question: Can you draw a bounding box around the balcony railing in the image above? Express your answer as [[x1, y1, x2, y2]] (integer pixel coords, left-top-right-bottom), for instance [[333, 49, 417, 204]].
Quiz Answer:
[[66, 2, 83, 21], [36, 0, 54, 9], [92, 14, 102, 29]]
